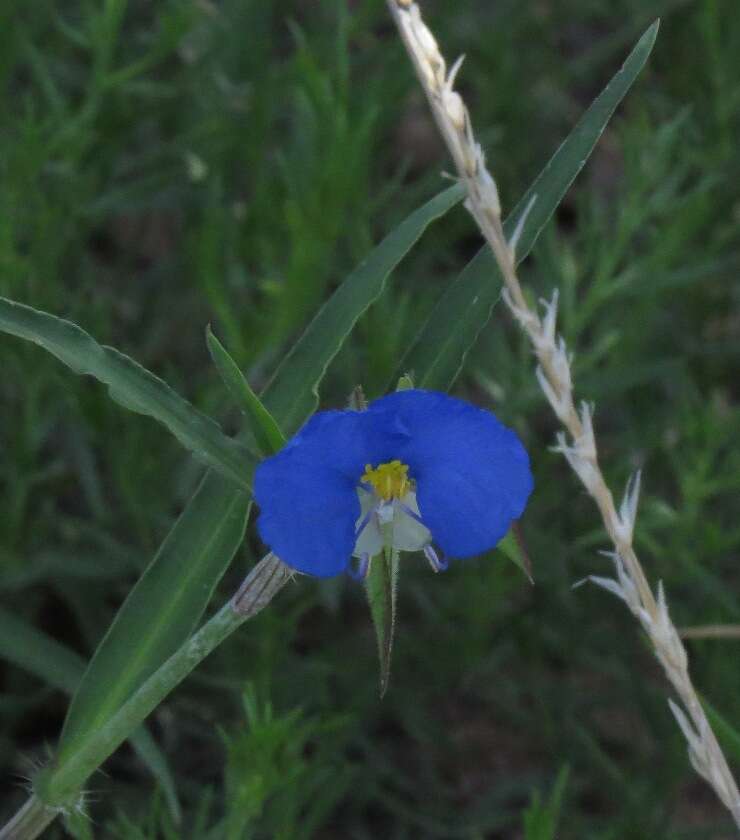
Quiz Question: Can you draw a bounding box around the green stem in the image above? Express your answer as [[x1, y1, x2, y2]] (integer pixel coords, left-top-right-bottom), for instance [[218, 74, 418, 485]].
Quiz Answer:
[[0, 796, 56, 840], [47, 554, 290, 802], [2, 555, 291, 839], [43, 602, 243, 803]]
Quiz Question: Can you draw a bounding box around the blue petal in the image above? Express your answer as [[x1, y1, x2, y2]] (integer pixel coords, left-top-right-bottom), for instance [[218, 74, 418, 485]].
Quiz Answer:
[[367, 390, 533, 558], [276, 409, 381, 478], [255, 462, 358, 577], [254, 409, 390, 576]]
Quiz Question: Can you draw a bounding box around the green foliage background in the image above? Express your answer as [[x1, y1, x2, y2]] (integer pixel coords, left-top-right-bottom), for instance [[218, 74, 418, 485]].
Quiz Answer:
[[1, 0, 739, 836]]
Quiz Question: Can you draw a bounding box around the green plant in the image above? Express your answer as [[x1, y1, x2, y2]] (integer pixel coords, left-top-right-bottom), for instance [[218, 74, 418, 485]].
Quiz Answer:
[[1, 1, 738, 837]]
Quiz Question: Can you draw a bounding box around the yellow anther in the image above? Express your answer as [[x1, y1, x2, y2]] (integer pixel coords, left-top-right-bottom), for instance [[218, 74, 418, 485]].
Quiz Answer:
[[361, 459, 411, 501]]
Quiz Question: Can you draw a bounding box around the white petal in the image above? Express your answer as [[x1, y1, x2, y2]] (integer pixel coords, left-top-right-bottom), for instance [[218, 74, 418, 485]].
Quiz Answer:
[[354, 518, 383, 557], [391, 492, 432, 552], [353, 491, 383, 557]]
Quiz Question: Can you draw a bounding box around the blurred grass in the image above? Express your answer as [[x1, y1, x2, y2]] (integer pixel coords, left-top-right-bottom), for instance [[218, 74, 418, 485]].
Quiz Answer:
[[1, 0, 739, 837]]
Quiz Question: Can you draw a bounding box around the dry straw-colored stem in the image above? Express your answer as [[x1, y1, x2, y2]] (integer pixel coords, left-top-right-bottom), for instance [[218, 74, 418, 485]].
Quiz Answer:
[[680, 625, 740, 641], [387, 0, 740, 827]]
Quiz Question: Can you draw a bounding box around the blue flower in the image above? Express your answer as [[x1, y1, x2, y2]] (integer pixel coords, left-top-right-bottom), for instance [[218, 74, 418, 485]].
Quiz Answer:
[[254, 389, 533, 578]]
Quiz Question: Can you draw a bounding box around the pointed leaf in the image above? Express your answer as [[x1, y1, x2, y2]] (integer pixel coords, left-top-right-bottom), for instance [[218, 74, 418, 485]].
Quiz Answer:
[[522, 765, 570, 840], [57, 474, 250, 767], [364, 549, 399, 697], [0, 606, 85, 696], [498, 523, 533, 583], [206, 325, 286, 456], [397, 22, 660, 391], [262, 183, 464, 435], [0, 297, 255, 489]]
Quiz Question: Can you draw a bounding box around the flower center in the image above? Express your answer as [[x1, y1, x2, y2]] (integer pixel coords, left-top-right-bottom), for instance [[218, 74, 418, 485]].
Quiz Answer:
[[361, 459, 411, 501]]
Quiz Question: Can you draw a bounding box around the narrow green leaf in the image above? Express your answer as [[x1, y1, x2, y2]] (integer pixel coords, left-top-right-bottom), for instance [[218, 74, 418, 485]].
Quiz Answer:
[[397, 22, 660, 392], [498, 524, 533, 583], [57, 474, 250, 768], [364, 549, 399, 698], [0, 608, 181, 823], [124, 730, 182, 824], [522, 766, 570, 840], [0, 297, 256, 489], [262, 183, 464, 436], [206, 325, 286, 456], [0, 607, 85, 696]]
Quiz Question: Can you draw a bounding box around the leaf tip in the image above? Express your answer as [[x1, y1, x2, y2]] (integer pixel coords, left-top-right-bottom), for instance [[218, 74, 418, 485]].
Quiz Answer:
[[379, 675, 390, 699], [643, 18, 660, 47]]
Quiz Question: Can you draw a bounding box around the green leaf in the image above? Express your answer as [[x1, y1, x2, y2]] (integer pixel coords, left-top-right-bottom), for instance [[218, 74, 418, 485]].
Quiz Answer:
[[364, 549, 399, 698], [123, 730, 182, 825], [206, 325, 286, 456], [522, 766, 570, 840], [0, 606, 85, 696], [397, 21, 660, 392], [56, 474, 250, 770], [498, 523, 533, 583], [0, 608, 182, 823], [262, 183, 464, 436], [0, 297, 256, 490]]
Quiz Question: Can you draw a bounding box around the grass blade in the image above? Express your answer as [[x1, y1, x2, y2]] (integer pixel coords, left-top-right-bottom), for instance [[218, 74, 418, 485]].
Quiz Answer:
[[0, 608, 182, 822], [262, 183, 464, 435], [56, 474, 250, 768], [126, 730, 182, 825], [206, 325, 286, 456], [397, 22, 660, 391], [0, 607, 84, 696], [0, 297, 255, 489], [522, 766, 570, 840]]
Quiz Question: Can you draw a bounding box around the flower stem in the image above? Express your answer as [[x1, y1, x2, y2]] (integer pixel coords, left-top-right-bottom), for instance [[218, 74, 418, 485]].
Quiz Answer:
[[0, 796, 56, 840], [2, 554, 291, 839], [42, 602, 243, 804]]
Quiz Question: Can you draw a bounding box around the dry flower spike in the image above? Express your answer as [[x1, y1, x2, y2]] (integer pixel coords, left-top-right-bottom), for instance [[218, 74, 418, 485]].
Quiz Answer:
[[387, 0, 740, 828]]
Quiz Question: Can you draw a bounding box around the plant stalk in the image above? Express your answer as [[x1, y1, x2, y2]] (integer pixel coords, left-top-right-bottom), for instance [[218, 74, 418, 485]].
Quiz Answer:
[[0, 796, 57, 840], [1, 554, 291, 840]]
